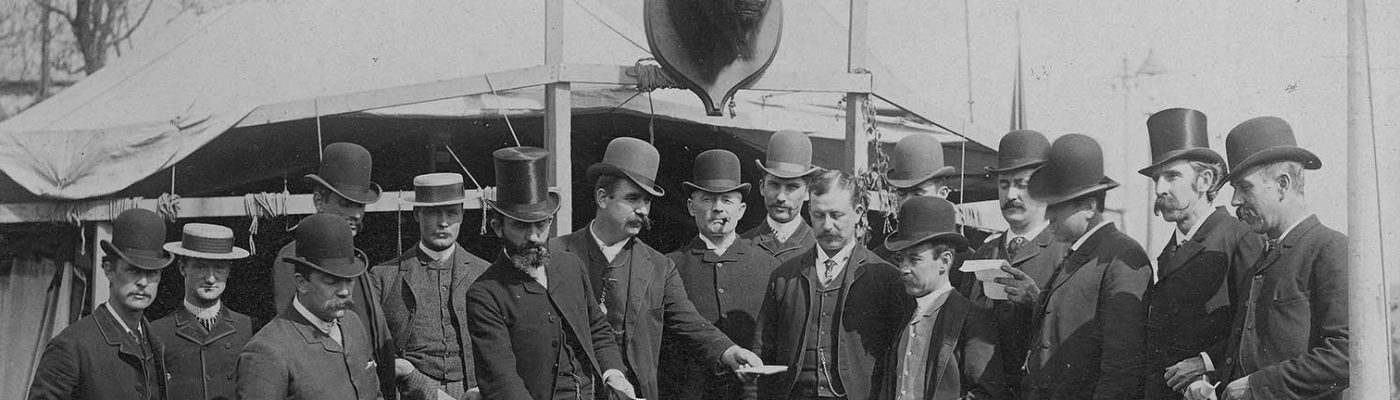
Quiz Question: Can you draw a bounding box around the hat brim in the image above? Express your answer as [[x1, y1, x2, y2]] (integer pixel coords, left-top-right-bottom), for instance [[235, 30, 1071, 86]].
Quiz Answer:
[[753, 159, 822, 179], [681, 182, 752, 197], [587, 163, 665, 197], [281, 248, 369, 278], [1137, 148, 1226, 177], [485, 193, 562, 223], [1222, 147, 1322, 183], [305, 174, 383, 204], [887, 166, 959, 189], [402, 194, 471, 208], [163, 242, 250, 260], [1033, 177, 1121, 206], [884, 231, 970, 253], [101, 240, 175, 270], [985, 160, 1046, 174]]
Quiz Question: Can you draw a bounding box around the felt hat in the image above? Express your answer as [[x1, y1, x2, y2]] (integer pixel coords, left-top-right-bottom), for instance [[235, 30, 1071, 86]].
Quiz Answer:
[[485, 147, 561, 223], [586, 137, 666, 197], [101, 209, 175, 270], [1222, 116, 1321, 182], [1137, 108, 1225, 177], [985, 130, 1052, 173], [682, 149, 751, 196], [304, 142, 382, 204], [884, 197, 969, 252], [1029, 134, 1120, 205], [403, 173, 469, 207], [164, 223, 250, 260], [886, 135, 957, 189], [755, 130, 822, 179], [281, 214, 368, 278]]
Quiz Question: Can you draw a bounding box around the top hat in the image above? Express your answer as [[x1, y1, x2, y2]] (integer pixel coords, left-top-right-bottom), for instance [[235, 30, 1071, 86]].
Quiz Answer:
[[886, 135, 957, 189], [304, 143, 383, 205], [1222, 116, 1321, 182], [164, 223, 250, 260], [1137, 108, 1225, 177], [884, 197, 969, 252], [485, 147, 561, 223], [101, 209, 175, 270], [1029, 134, 1120, 205], [403, 173, 470, 207], [755, 130, 822, 179], [683, 149, 751, 196], [985, 130, 1052, 173], [587, 137, 666, 197], [281, 214, 368, 278]]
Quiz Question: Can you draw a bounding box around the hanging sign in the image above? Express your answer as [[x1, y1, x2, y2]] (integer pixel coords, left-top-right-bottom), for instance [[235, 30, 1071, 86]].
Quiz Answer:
[[645, 0, 783, 116]]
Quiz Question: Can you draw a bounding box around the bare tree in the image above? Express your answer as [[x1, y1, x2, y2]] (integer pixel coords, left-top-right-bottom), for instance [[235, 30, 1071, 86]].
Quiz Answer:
[[32, 0, 154, 75]]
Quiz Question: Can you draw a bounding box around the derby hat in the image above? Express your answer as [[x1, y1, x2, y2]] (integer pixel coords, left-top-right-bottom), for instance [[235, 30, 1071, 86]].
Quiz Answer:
[[404, 173, 470, 207], [164, 223, 250, 260], [985, 130, 1052, 173], [485, 147, 561, 223], [886, 135, 957, 189], [305, 143, 382, 205], [755, 130, 822, 179], [1222, 116, 1321, 182], [1029, 134, 1120, 205], [587, 137, 666, 197], [1137, 108, 1225, 177], [884, 197, 969, 252], [683, 149, 751, 196], [281, 214, 368, 278], [101, 209, 175, 270]]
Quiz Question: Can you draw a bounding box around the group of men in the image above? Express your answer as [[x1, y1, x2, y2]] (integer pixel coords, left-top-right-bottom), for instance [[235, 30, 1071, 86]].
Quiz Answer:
[[27, 107, 1347, 400]]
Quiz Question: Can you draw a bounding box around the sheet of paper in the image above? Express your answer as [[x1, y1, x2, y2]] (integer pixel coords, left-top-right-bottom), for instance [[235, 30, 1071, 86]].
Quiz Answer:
[[960, 259, 1012, 300], [736, 365, 789, 375]]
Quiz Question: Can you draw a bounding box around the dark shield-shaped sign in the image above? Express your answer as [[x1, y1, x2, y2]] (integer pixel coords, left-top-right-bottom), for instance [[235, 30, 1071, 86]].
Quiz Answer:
[[645, 0, 783, 116]]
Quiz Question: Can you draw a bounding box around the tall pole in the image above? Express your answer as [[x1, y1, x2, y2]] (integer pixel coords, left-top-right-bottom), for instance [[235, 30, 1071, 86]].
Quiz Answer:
[[544, 0, 573, 236], [843, 0, 870, 174]]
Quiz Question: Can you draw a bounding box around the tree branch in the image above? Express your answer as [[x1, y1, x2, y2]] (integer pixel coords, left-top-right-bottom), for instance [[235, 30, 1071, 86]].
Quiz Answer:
[[31, 0, 74, 25], [111, 0, 153, 46]]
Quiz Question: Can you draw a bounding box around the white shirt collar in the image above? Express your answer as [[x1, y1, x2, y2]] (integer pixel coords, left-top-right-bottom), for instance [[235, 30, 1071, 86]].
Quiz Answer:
[[293, 296, 338, 334], [418, 241, 456, 261], [1007, 221, 1048, 249], [766, 216, 803, 243], [589, 221, 630, 263], [815, 239, 857, 280], [1070, 220, 1113, 252], [183, 299, 222, 321], [1275, 215, 1310, 242], [912, 284, 954, 323], [104, 303, 140, 336], [697, 232, 738, 256]]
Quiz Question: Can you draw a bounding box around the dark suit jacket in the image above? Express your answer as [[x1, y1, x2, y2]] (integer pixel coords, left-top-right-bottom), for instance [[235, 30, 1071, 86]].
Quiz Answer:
[[878, 292, 1008, 400], [1023, 223, 1152, 400], [367, 245, 489, 389], [28, 303, 167, 400], [151, 305, 257, 400], [1142, 208, 1262, 399], [465, 251, 627, 400], [554, 227, 735, 399], [1219, 215, 1348, 399], [757, 244, 912, 400], [237, 306, 382, 400], [741, 219, 817, 265]]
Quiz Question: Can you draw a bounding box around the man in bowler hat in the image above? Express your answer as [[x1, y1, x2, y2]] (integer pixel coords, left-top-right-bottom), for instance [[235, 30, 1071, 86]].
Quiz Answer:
[[1211, 117, 1348, 400], [742, 130, 823, 264], [367, 173, 491, 400], [660, 149, 780, 400], [238, 214, 383, 400], [466, 146, 636, 400], [152, 223, 259, 400], [868, 134, 959, 263], [1135, 108, 1263, 400], [552, 137, 764, 399], [29, 209, 173, 400]]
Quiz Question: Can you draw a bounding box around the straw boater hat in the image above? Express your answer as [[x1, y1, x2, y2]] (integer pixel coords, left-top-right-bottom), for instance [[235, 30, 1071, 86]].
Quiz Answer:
[[1137, 108, 1225, 177], [586, 137, 666, 197], [403, 173, 470, 207], [683, 149, 751, 196], [886, 135, 957, 189], [485, 147, 561, 223], [884, 197, 969, 252], [101, 209, 175, 270], [985, 130, 1052, 174], [755, 130, 822, 179], [164, 223, 250, 260], [281, 214, 368, 278], [1222, 116, 1321, 182], [1029, 134, 1120, 205], [304, 143, 382, 205]]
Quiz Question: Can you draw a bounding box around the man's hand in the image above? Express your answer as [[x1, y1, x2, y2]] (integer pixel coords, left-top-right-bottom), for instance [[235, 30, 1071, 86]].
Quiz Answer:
[[993, 265, 1041, 306], [1223, 376, 1251, 400], [394, 358, 416, 378], [1165, 356, 1207, 391], [461, 386, 482, 400], [603, 369, 638, 399], [721, 345, 765, 377], [1182, 379, 1218, 400]]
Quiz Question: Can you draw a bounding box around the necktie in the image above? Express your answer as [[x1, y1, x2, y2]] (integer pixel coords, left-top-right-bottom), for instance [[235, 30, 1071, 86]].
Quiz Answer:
[[1007, 237, 1028, 257], [199, 317, 217, 332], [1264, 238, 1280, 255], [329, 320, 343, 345], [1162, 234, 1180, 258], [823, 259, 839, 285]]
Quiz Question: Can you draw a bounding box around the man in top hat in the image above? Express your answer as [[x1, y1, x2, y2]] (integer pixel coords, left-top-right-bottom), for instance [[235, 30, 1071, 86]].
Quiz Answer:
[[553, 137, 764, 399], [151, 223, 258, 400], [238, 214, 383, 400], [660, 149, 780, 400], [742, 130, 823, 264], [997, 134, 1153, 399], [29, 209, 173, 400], [367, 173, 491, 400], [467, 147, 636, 400], [1134, 109, 1264, 400], [1211, 117, 1347, 400], [959, 129, 1067, 397], [878, 196, 1006, 400], [758, 169, 911, 400], [868, 134, 959, 263]]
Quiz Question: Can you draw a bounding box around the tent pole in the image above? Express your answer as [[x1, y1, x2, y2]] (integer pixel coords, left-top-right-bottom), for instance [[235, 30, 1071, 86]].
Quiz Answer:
[[844, 0, 870, 174], [90, 222, 112, 313], [545, 0, 573, 236]]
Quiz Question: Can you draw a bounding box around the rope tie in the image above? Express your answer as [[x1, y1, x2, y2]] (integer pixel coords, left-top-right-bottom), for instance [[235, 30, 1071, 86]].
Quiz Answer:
[[443, 144, 488, 235], [244, 191, 289, 255], [156, 193, 181, 223], [483, 75, 522, 147], [631, 59, 682, 92]]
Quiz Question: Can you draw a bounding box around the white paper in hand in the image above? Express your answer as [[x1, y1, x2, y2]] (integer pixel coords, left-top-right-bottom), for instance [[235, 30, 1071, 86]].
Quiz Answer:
[[736, 365, 789, 375], [960, 259, 1012, 300]]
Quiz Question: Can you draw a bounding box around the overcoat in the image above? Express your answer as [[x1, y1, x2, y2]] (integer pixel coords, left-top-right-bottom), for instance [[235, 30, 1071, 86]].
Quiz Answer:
[[367, 245, 490, 389], [236, 306, 382, 400], [28, 303, 168, 400], [877, 292, 1008, 400], [741, 219, 817, 264], [151, 305, 257, 400]]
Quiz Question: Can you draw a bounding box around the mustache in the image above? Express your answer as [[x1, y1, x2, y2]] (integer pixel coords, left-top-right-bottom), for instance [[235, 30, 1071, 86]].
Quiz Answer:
[[1002, 199, 1024, 211], [628, 215, 653, 230], [326, 298, 355, 311]]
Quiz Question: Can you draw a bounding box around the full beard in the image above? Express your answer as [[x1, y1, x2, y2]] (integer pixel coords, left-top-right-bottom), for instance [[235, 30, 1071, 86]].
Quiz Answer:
[[506, 241, 551, 273]]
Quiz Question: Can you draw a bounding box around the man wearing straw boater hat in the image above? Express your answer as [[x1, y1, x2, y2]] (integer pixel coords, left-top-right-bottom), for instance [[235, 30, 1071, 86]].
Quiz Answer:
[[466, 146, 635, 400], [659, 149, 780, 400], [29, 209, 173, 400], [367, 172, 490, 400], [869, 134, 959, 263], [742, 130, 823, 264], [554, 137, 763, 399], [997, 134, 1152, 399], [151, 223, 257, 400], [1134, 109, 1264, 400], [238, 214, 382, 400], [879, 196, 1006, 400], [1210, 117, 1347, 400]]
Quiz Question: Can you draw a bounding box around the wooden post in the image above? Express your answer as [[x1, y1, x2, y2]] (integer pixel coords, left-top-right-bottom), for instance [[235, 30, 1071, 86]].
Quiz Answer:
[[843, 0, 870, 174], [544, 0, 573, 236], [90, 222, 112, 312]]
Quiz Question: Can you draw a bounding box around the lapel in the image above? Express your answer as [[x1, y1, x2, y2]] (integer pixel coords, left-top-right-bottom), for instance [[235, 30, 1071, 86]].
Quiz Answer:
[[1157, 209, 1228, 281], [926, 295, 968, 398], [1008, 227, 1055, 267], [626, 240, 653, 319], [1049, 223, 1115, 294], [749, 223, 779, 254], [95, 303, 151, 362], [173, 305, 237, 345], [287, 305, 345, 354], [398, 246, 426, 310], [1252, 215, 1319, 275], [691, 236, 744, 263]]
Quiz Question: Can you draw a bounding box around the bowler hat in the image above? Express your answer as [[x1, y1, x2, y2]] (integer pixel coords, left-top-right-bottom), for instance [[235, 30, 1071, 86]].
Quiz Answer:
[[1029, 134, 1120, 205], [485, 147, 561, 223], [755, 130, 822, 179], [281, 214, 368, 278], [403, 173, 469, 207], [101, 209, 175, 270], [164, 223, 249, 260], [884, 197, 969, 252], [985, 130, 1051, 173], [587, 137, 666, 197], [305, 143, 382, 204], [886, 135, 957, 189], [683, 149, 751, 196], [1137, 108, 1225, 177], [1222, 116, 1321, 183]]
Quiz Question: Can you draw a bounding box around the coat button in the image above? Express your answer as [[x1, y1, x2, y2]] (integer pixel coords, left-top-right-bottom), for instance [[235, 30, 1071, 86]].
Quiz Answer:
[[718, 288, 726, 294], [1041, 342, 1050, 349], [716, 263, 723, 268]]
